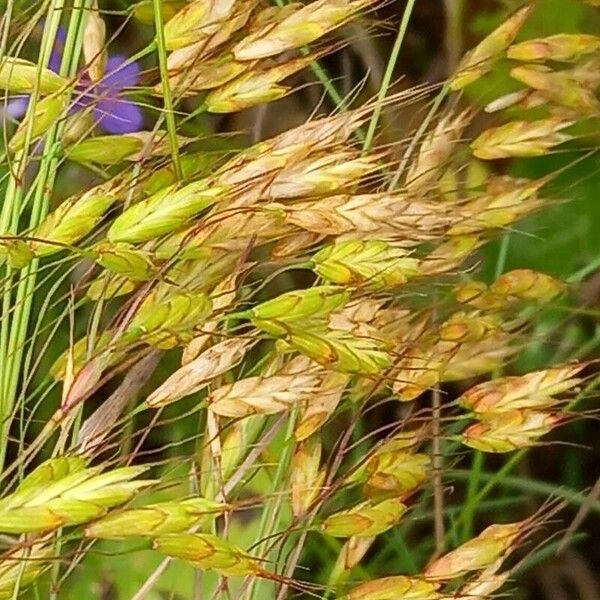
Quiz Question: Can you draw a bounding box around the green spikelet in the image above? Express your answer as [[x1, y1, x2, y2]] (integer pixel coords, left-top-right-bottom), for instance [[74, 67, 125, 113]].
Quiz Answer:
[[312, 240, 420, 290], [0, 57, 68, 93], [320, 498, 407, 538], [153, 533, 262, 576], [125, 287, 213, 349], [29, 182, 122, 257], [108, 179, 227, 244], [286, 328, 391, 375], [0, 461, 153, 533], [85, 497, 228, 539], [9, 91, 70, 152], [93, 242, 157, 281], [0, 239, 34, 268], [246, 286, 351, 336]]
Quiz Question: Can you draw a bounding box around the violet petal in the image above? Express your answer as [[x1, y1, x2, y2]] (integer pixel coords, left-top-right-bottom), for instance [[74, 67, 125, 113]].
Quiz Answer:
[[101, 56, 141, 92], [94, 98, 144, 134]]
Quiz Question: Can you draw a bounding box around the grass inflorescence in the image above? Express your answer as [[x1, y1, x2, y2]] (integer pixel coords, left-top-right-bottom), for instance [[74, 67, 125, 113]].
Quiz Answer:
[[0, 0, 599, 598]]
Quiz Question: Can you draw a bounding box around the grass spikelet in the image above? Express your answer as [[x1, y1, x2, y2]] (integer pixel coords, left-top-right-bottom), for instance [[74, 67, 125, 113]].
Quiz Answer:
[[450, 5, 533, 90], [510, 64, 600, 113], [67, 131, 190, 164], [0, 56, 67, 93], [0, 462, 153, 533], [471, 118, 574, 160], [108, 179, 227, 243], [163, 0, 237, 50], [312, 240, 421, 290], [507, 33, 600, 62], [208, 369, 325, 418], [153, 533, 263, 576], [424, 521, 523, 580], [344, 575, 441, 600], [320, 498, 407, 538], [146, 336, 255, 407], [93, 242, 157, 281], [246, 285, 351, 336], [9, 91, 70, 152], [85, 497, 228, 539], [491, 268, 566, 302], [29, 180, 123, 257], [461, 410, 566, 453], [292, 436, 325, 517], [458, 364, 585, 413], [232, 0, 377, 61]]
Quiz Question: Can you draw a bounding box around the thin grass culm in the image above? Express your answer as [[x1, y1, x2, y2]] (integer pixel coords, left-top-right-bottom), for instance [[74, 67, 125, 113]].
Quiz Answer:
[[0, 1, 599, 598]]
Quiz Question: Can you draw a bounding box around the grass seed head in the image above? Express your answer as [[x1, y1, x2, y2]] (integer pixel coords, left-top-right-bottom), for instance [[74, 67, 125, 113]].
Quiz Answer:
[[248, 286, 351, 336], [292, 436, 324, 516], [208, 371, 324, 418], [312, 240, 420, 290], [205, 54, 317, 113], [424, 522, 522, 580], [491, 268, 566, 302], [164, 0, 237, 50], [462, 410, 564, 453], [0, 56, 68, 93], [85, 497, 228, 538], [507, 33, 600, 62], [108, 179, 227, 244], [288, 328, 392, 375], [459, 364, 584, 413], [233, 0, 375, 61], [295, 370, 349, 440], [364, 452, 431, 500], [450, 6, 533, 90], [510, 64, 600, 113], [30, 182, 121, 257], [93, 242, 157, 281], [9, 91, 70, 152], [0, 465, 152, 533], [471, 118, 573, 160], [320, 498, 407, 538], [153, 533, 261, 576], [147, 336, 254, 407], [345, 575, 441, 600]]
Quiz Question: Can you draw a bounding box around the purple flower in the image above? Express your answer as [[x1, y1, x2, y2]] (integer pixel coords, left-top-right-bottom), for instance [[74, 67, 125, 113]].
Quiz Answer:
[[74, 56, 144, 134], [5, 27, 143, 134]]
